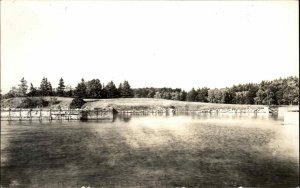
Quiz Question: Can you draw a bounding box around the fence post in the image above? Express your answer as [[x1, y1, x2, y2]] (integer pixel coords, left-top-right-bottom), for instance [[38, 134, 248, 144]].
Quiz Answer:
[[49, 109, 52, 121], [68, 108, 70, 121], [29, 109, 32, 120], [19, 108, 22, 121], [8, 108, 11, 121], [40, 108, 42, 121], [59, 108, 62, 120]]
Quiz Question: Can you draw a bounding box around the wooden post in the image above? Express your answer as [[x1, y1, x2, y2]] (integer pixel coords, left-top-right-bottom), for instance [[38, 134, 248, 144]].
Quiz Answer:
[[68, 108, 70, 121], [29, 109, 32, 120], [40, 108, 42, 121], [59, 108, 62, 120], [49, 109, 52, 121], [8, 108, 11, 121], [19, 108, 22, 121], [96, 109, 98, 119]]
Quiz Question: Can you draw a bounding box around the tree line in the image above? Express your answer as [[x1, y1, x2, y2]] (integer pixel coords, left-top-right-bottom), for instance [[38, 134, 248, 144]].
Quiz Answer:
[[2, 76, 299, 105], [3, 78, 134, 99]]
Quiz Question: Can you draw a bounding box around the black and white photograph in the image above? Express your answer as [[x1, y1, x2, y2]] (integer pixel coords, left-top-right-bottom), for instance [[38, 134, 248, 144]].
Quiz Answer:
[[1, 0, 299, 187]]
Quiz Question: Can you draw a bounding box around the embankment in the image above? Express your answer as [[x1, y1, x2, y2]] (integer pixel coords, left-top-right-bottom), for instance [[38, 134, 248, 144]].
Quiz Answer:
[[81, 98, 269, 114], [1, 97, 276, 121]]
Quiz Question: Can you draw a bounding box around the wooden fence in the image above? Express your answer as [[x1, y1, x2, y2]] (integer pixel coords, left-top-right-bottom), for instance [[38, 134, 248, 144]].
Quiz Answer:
[[0, 108, 114, 121]]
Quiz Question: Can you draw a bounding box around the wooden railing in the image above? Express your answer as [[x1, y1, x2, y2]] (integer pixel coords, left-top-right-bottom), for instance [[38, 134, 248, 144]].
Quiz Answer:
[[0, 108, 113, 121]]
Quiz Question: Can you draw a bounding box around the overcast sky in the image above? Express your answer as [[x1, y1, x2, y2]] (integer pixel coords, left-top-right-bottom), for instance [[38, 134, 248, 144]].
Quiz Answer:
[[1, 0, 299, 93]]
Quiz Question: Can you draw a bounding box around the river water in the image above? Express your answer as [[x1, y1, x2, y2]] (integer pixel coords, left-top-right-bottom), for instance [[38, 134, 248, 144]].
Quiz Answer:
[[1, 113, 299, 187]]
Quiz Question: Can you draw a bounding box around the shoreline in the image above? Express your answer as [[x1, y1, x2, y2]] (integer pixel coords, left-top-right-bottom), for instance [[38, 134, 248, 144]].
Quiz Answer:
[[0, 105, 275, 121], [1, 97, 298, 121]]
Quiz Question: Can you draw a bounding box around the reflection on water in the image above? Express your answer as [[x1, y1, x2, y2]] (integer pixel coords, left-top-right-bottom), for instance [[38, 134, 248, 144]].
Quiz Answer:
[[1, 113, 299, 187]]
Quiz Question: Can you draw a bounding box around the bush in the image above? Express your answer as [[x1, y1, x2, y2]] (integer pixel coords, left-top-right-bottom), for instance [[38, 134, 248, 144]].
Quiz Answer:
[[18, 97, 49, 108], [70, 97, 86, 109], [49, 97, 59, 105]]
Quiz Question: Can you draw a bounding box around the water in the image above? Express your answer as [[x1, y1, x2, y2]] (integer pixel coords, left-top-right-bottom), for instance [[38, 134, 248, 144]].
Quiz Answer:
[[1, 113, 299, 187]]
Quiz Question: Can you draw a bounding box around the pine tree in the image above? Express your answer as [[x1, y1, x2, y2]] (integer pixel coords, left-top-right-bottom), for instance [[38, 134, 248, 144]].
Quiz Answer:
[[105, 81, 119, 98], [57, 78, 66, 96], [40, 77, 52, 96], [6, 86, 19, 98], [119, 80, 133, 98], [28, 83, 37, 97], [18, 77, 28, 97], [40, 77, 48, 96], [118, 83, 123, 96], [47, 82, 53, 96], [195, 87, 209, 102], [74, 78, 87, 98], [187, 88, 197, 101], [65, 85, 74, 97]]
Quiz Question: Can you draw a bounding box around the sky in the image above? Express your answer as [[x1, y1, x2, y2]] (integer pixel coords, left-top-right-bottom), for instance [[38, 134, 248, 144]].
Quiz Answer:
[[1, 0, 299, 93]]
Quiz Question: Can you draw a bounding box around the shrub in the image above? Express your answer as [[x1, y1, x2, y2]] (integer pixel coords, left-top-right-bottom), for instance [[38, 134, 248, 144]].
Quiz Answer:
[[70, 97, 86, 109], [18, 97, 48, 108], [49, 97, 59, 105]]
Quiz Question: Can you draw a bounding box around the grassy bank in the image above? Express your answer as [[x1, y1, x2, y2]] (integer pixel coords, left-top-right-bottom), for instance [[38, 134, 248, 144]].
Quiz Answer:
[[1, 97, 266, 112], [82, 98, 266, 112]]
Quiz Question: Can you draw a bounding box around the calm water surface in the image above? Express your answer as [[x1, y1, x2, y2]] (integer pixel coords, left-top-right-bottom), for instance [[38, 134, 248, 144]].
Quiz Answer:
[[1, 113, 299, 187]]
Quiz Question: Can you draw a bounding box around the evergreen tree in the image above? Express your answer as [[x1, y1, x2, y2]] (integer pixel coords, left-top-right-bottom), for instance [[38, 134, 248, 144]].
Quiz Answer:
[[5, 86, 19, 98], [65, 85, 74, 97], [40, 77, 47, 96], [105, 81, 119, 98], [74, 79, 87, 98], [18, 77, 28, 97], [40, 77, 52, 96], [195, 87, 209, 102], [119, 81, 134, 98], [47, 82, 53, 96], [28, 83, 37, 97], [101, 86, 108, 99], [187, 88, 197, 101], [57, 78, 66, 96], [86, 79, 102, 98], [179, 90, 187, 101], [3, 76, 299, 105], [118, 83, 123, 96]]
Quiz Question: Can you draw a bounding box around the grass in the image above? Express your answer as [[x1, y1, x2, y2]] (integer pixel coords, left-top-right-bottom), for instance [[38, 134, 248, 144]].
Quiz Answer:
[[1, 97, 265, 112]]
